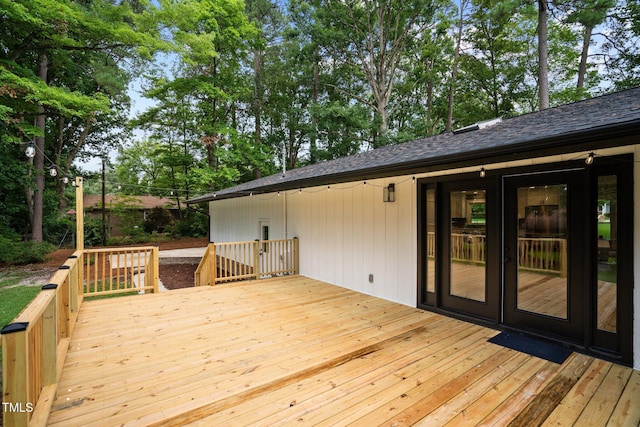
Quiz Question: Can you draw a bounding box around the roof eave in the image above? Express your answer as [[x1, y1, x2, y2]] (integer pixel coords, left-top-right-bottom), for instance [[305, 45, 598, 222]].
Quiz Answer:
[[187, 119, 640, 204]]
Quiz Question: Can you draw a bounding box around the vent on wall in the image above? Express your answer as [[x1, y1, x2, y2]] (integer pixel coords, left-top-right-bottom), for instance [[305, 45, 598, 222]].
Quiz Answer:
[[453, 117, 503, 135]]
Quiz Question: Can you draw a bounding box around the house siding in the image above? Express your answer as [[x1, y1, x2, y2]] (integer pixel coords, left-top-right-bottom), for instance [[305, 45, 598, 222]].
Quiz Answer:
[[208, 144, 640, 369]]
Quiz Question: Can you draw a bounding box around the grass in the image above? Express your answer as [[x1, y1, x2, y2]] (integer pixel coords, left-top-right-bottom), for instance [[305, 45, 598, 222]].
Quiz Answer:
[[597, 222, 611, 240], [0, 271, 42, 393], [0, 272, 41, 328]]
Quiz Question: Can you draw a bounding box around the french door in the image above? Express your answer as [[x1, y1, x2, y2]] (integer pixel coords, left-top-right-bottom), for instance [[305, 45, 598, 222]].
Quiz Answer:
[[418, 158, 633, 364], [438, 180, 499, 320], [503, 170, 586, 342]]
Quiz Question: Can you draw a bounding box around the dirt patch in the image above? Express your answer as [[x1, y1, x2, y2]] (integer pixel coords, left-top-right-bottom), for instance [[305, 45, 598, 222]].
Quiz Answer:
[[159, 263, 199, 290]]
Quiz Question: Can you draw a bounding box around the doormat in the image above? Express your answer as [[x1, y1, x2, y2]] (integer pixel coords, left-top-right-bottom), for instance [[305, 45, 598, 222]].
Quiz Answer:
[[488, 332, 573, 364]]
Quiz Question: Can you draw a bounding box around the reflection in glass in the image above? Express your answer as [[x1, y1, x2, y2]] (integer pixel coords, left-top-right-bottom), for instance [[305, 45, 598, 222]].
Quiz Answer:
[[516, 185, 568, 319], [450, 190, 486, 302], [426, 187, 436, 293], [597, 176, 617, 333]]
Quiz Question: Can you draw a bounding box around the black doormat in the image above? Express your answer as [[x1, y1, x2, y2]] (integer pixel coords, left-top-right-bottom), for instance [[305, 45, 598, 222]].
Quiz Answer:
[[488, 332, 573, 364]]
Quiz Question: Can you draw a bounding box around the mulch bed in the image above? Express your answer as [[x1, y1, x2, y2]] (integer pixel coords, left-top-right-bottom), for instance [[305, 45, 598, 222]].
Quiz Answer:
[[159, 263, 199, 290]]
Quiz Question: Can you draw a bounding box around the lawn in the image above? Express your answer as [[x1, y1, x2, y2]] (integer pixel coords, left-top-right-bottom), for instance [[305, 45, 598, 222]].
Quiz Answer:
[[0, 271, 42, 395], [0, 272, 41, 329], [597, 222, 611, 240]]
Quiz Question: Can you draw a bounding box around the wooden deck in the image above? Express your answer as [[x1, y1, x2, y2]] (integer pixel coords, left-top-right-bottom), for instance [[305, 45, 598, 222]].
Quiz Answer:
[[47, 276, 639, 426]]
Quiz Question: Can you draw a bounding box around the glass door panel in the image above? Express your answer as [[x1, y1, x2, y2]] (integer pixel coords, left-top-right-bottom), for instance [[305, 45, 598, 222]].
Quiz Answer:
[[596, 176, 617, 333], [504, 171, 583, 342], [516, 185, 568, 319], [439, 180, 496, 320], [426, 186, 436, 294], [450, 190, 486, 302]]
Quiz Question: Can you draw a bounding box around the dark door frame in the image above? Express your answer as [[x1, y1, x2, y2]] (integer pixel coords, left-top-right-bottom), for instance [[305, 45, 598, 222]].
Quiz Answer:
[[502, 169, 586, 343], [416, 156, 634, 366]]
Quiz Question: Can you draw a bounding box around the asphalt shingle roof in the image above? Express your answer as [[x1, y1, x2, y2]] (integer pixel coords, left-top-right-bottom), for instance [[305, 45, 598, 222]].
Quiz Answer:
[[188, 87, 640, 203]]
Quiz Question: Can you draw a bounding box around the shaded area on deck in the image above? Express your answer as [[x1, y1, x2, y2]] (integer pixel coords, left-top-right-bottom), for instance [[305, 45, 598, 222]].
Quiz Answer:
[[47, 276, 639, 426]]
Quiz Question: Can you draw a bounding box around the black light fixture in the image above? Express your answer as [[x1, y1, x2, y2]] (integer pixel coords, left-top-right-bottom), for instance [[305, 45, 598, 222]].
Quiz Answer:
[[62, 175, 70, 185], [383, 183, 395, 202], [49, 163, 57, 177], [480, 167, 486, 178]]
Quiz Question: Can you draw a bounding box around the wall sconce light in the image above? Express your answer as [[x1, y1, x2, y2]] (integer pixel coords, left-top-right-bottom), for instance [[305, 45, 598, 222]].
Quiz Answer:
[[383, 183, 395, 202], [479, 167, 486, 178]]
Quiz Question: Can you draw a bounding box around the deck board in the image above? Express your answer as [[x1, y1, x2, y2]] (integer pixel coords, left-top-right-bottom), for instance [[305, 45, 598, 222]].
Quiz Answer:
[[47, 276, 638, 426]]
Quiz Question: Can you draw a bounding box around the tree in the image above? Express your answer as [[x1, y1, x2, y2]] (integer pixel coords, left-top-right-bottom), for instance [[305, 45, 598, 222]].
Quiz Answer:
[[0, 0, 164, 241], [563, 0, 616, 90], [318, 0, 444, 144], [538, 0, 550, 109], [446, 0, 470, 131]]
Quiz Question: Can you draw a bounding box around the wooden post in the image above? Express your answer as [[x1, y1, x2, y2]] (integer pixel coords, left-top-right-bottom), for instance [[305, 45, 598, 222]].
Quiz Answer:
[[254, 240, 261, 279], [151, 247, 159, 293], [210, 243, 217, 286], [293, 237, 299, 275], [75, 177, 84, 251], [560, 239, 568, 278], [41, 295, 57, 387], [1, 323, 31, 427]]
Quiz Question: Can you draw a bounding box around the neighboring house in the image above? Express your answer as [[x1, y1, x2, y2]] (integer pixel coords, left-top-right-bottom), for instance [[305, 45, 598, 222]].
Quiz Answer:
[[188, 87, 640, 368], [84, 194, 179, 235]]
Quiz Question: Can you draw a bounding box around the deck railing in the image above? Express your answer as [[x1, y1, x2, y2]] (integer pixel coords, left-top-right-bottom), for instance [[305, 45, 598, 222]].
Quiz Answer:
[[195, 238, 299, 286], [82, 247, 159, 297], [1, 246, 159, 427], [427, 232, 567, 276]]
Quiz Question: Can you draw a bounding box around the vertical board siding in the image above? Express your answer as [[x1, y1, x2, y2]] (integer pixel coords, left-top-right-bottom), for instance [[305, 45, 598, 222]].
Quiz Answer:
[[209, 177, 419, 307]]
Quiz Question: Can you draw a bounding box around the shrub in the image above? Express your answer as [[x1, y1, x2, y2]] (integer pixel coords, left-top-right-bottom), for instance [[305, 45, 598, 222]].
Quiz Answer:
[[0, 236, 56, 266], [84, 216, 105, 247], [165, 213, 208, 239], [143, 207, 175, 234]]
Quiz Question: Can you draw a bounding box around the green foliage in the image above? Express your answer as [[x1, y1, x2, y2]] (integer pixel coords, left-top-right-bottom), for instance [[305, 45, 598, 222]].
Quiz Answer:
[[165, 211, 208, 238], [0, 236, 56, 266], [1, 0, 639, 244], [84, 216, 104, 248], [143, 207, 175, 233]]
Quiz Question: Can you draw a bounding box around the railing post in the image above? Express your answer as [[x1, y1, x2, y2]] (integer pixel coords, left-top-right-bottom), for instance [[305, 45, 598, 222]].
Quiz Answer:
[[210, 243, 217, 286], [1, 323, 30, 427], [560, 239, 568, 278], [151, 246, 159, 293], [40, 291, 58, 387], [254, 240, 261, 279], [293, 237, 299, 275]]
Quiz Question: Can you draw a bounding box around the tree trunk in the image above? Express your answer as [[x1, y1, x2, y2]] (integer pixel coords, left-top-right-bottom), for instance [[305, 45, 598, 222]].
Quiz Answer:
[[252, 48, 263, 179], [537, 0, 550, 110], [310, 46, 319, 164], [577, 25, 593, 89], [32, 53, 48, 242], [447, 0, 466, 132]]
